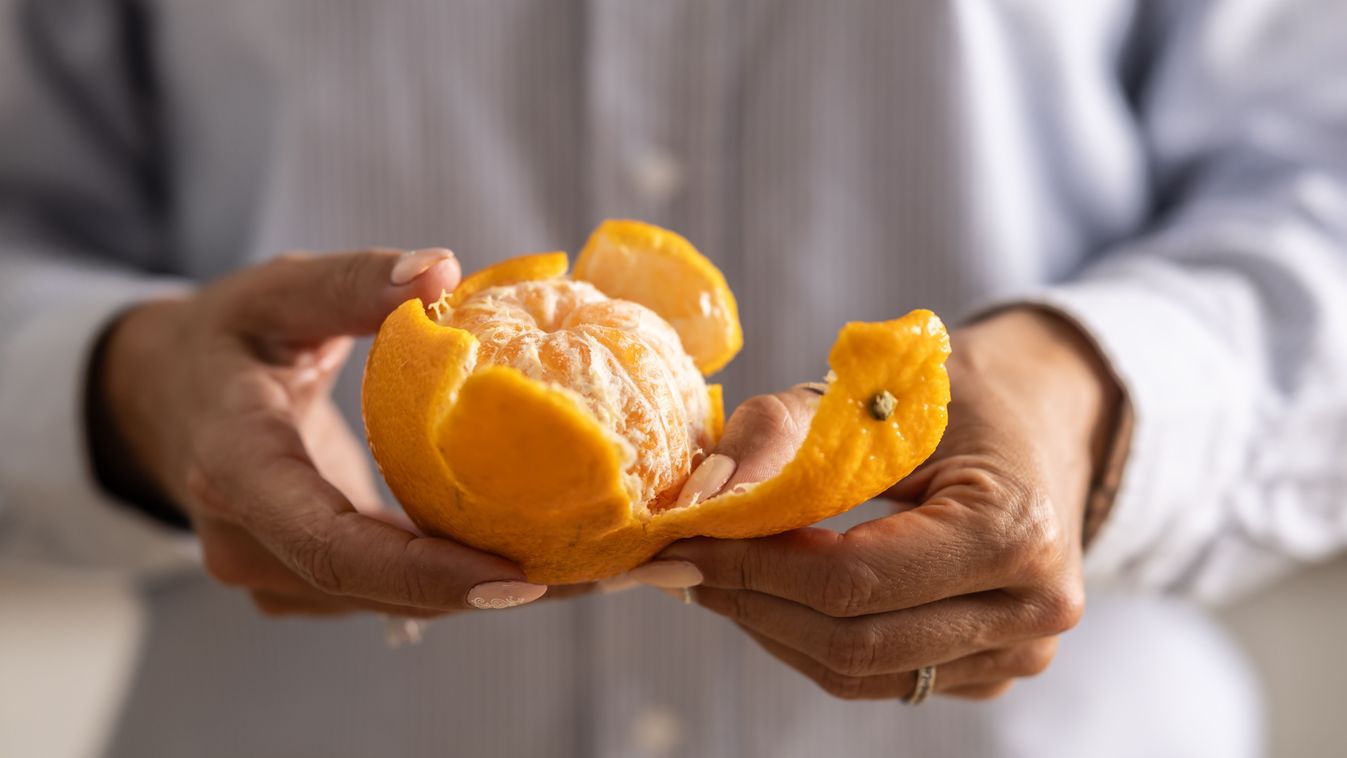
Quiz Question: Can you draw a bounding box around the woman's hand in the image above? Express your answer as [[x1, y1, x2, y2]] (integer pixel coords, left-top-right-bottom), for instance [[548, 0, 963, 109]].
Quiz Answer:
[[93, 250, 551, 618], [636, 308, 1121, 700]]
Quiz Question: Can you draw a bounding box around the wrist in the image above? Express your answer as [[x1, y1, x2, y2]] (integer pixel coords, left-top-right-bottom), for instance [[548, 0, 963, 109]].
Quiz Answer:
[[87, 298, 191, 525], [950, 307, 1122, 532]]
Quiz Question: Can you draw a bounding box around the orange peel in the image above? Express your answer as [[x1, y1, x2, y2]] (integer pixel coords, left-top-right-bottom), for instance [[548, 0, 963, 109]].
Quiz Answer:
[[363, 222, 950, 583]]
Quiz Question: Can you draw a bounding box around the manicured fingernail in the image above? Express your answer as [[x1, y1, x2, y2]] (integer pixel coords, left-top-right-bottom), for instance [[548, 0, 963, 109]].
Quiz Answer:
[[627, 560, 703, 588], [390, 248, 455, 285], [674, 453, 737, 508], [658, 587, 696, 605], [596, 575, 640, 594], [466, 580, 547, 610]]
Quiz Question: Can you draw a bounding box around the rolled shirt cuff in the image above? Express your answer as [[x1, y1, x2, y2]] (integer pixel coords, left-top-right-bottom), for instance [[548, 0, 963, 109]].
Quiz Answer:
[[0, 282, 198, 574], [977, 261, 1253, 591]]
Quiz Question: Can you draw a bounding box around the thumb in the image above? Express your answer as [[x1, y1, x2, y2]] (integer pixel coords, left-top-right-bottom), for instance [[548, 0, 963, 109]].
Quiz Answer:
[[674, 388, 817, 507], [222, 248, 461, 343]]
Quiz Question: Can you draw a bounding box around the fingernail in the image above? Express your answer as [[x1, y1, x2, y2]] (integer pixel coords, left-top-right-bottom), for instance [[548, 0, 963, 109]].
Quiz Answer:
[[466, 580, 547, 610], [674, 453, 737, 508], [658, 587, 696, 605], [627, 560, 703, 589], [390, 248, 455, 285], [596, 575, 639, 594]]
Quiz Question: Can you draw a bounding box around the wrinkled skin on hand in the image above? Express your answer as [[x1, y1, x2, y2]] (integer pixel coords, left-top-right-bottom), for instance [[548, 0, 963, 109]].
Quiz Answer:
[[95, 250, 570, 618], [643, 308, 1121, 701]]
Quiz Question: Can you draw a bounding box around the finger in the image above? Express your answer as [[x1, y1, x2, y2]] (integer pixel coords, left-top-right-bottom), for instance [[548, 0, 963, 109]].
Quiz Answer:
[[696, 586, 1038, 676], [199, 519, 448, 622], [221, 248, 461, 343], [673, 389, 818, 508], [193, 412, 547, 610], [286, 337, 355, 390], [742, 628, 1049, 701], [199, 520, 447, 622], [198, 518, 320, 595], [300, 398, 385, 507], [660, 509, 1000, 617], [715, 389, 819, 488]]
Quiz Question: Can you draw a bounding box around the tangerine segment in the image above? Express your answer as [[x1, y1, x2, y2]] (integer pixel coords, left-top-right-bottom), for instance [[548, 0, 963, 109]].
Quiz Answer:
[[361, 299, 480, 536], [442, 278, 712, 511], [444, 251, 568, 308], [654, 310, 951, 539], [438, 365, 631, 554], [574, 220, 742, 375]]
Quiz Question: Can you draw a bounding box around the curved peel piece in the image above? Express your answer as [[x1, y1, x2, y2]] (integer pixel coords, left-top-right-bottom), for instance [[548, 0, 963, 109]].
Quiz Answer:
[[362, 299, 479, 536], [446, 251, 569, 308], [575, 220, 742, 375], [438, 365, 631, 562], [656, 310, 951, 539]]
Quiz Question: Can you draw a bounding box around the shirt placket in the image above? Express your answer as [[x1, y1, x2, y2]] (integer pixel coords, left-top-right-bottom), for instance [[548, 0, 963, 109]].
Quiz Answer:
[[582, 2, 746, 756]]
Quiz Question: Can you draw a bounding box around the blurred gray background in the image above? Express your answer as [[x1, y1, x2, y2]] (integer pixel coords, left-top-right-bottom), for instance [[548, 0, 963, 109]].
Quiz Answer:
[[2, 555, 1344, 757]]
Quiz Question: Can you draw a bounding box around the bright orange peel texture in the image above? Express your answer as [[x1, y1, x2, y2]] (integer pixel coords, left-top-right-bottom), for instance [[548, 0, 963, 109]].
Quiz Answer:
[[363, 221, 950, 584]]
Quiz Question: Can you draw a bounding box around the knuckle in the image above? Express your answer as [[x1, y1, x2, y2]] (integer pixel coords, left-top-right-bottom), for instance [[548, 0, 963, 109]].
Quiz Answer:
[[222, 373, 292, 417], [293, 531, 343, 595], [729, 588, 757, 624], [1034, 585, 1086, 635], [183, 458, 221, 517], [738, 394, 794, 430], [994, 487, 1052, 554], [731, 544, 760, 594], [814, 668, 867, 701], [332, 253, 369, 303], [819, 559, 878, 617], [823, 621, 881, 677], [726, 394, 807, 451], [396, 540, 434, 607]]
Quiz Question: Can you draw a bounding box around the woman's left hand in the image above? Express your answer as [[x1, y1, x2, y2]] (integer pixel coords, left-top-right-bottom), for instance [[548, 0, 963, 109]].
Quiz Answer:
[[632, 308, 1121, 701]]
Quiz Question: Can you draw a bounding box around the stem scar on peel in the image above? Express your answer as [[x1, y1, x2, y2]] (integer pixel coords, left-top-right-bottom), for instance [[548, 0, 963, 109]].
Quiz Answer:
[[869, 390, 897, 421]]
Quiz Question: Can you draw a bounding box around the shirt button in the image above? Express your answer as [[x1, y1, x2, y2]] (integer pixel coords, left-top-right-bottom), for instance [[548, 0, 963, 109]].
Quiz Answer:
[[629, 147, 685, 206], [629, 705, 684, 756]]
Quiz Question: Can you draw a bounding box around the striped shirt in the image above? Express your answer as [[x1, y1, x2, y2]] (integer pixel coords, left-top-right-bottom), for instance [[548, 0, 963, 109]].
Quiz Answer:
[[2, 1, 1343, 756]]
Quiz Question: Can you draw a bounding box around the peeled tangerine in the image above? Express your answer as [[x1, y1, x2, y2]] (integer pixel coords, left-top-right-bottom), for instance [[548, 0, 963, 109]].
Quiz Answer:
[[362, 220, 951, 584]]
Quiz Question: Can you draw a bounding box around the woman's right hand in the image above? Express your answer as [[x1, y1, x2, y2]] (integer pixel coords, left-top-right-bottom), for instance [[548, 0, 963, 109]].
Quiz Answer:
[[92, 249, 551, 617]]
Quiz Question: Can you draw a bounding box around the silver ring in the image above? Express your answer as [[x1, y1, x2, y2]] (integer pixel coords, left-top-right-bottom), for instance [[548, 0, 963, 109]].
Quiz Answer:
[[905, 665, 937, 705]]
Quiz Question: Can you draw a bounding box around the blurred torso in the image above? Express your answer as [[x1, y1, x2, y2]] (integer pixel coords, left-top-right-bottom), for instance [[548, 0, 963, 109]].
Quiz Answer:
[[22, 2, 1255, 756]]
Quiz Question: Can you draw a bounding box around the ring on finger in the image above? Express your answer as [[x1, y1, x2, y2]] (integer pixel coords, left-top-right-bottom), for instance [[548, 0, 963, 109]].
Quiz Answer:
[[904, 665, 938, 705]]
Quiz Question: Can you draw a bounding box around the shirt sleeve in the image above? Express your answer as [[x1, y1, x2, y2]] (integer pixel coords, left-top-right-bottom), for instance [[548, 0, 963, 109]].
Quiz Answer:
[[1025, 0, 1347, 603], [0, 0, 196, 573]]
